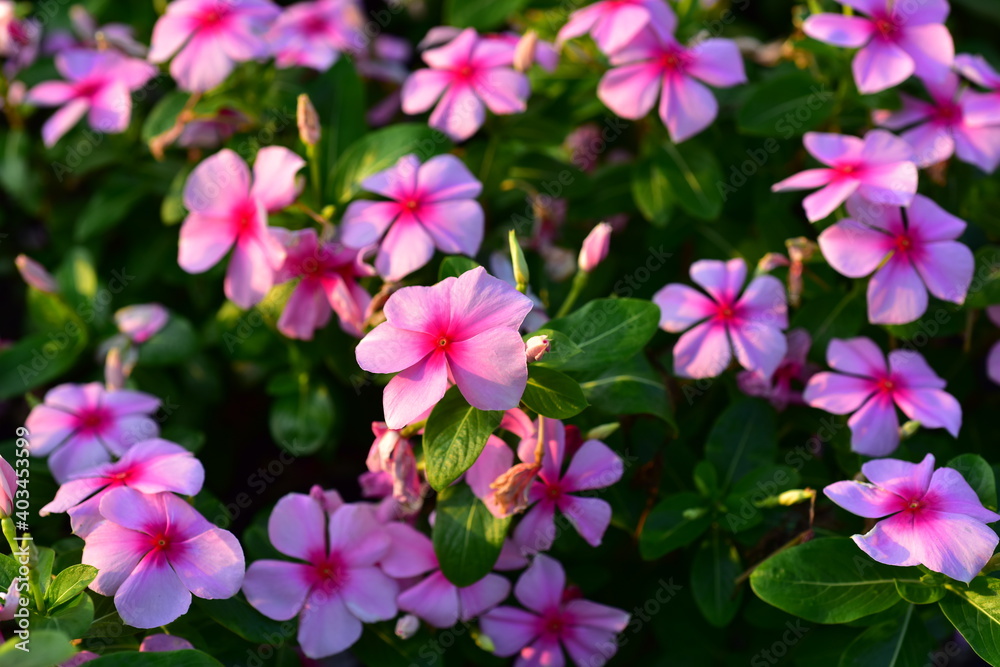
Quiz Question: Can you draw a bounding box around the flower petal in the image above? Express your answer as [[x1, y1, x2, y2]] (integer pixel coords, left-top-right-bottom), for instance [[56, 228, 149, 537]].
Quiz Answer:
[[562, 441, 623, 492], [659, 73, 717, 143], [447, 329, 529, 411], [867, 256, 928, 325], [818, 219, 893, 278], [824, 480, 905, 518], [827, 336, 887, 377], [652, 283, 716, 333], [383, 351, 450, 430], [672, 320, 731, 379], [170, 527, 245, 599], [847, 394, 901, 457], [803, 372, 877, 414], [862, 454, 936, 498], [924, 468, 1000, 524], [243, 560, 313, 620], [267, 493, 327, 562], [398, 571, 460, 628], [114, 552, 191, 629], [853, 40, 914, 95], [355, 323, 436, 374], [514, 554, 565, 613], [340, 566, 398, 622], [597, 62, 662, 121], [892, 387, 961, 437], [298, 591, 362, 658], [480, 606, 542, 657], [803, 14, 874, 47], [251, 146, 305, 213], [557, 495, 613, 547]]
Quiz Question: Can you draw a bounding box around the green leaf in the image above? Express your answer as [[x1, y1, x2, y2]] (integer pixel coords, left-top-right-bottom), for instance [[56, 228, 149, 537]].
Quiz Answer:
[[353, 623, 443, 667], [438, 256, 481, 280], [527, 329, 582, 369], [142, 91, 189, 142], [521, 365, 588, 419], [691, 532, 743, 627], [32, 591, 94, 640], [194, 597, 289, 644], [577, 355, 675, 427], [940, 578, 1000, 665], [894, 578, 945, 605], [964, 246, 1000, 308], [137, 316, 198, 366], [443, 0, 528, 30], [45, 564, 98, 611], [946, 454, 997, 509], [639, 492, 712, 560], [310, 58, 367, 174], [35, 547, 55, 595], [0, 554, 18, 589], [705, 398, 777, 488], [88, 651, 225, 666], [631, 156, 674, 227], [652, 141, 724, 220], [722, 465, 801, 533], [838, 604, 931, 667], [433, 484, 511, 587], [737, 71, 835, 136], [750, 538, 913, 623], [75, 176, 149, 241], [423, 386, 504, 491], [542, 299, 660, 373], [268, 384, 336, 456], [0, 630, 76, 666]]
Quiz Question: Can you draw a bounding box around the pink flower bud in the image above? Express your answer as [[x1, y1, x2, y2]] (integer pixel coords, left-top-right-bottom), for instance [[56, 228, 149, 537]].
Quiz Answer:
[[115, 303, 169, 343], [14, 254, 58, 293], [513, 30, 539, 72], [104, 346, 126, 392], [525, 335, 550, 362], [578, 222, 612, 272], [395, 614, 420, 639], [297, 94, 321, 146], [0, 455, 16, 518]]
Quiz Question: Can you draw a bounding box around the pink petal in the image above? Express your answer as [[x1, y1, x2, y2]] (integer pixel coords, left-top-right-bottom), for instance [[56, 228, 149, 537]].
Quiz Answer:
[[845, 194, 905, 234], [955, 53, 1000, 88], [447, 328, 529, 411], [672, 320, 731, 379], [736, 274, 788, 328], [690, 258, 746, 304], [401, 69, 453, 115], [26, 81, 76, 106], [24, 405, 78, 456], [48, 435, 112, 484], [652, 283, 716, 333], [376, 217, 436, 281], [267, 493, 326, 562], [278, 280, 331, 340], [867, 256, 928, 325], [225, 234, 279, 308], [83, 521, 149, 595], [102, 390, 160, 416], [826, 336, 887, 377], [381, 523, 438, 578], [243, 560, 313, 620], [825, 480, 906, 518], [562, 441, 623, 492], [127, 440, 204, 496], [729, 320, 788, 379], [557, 494, 613, 546], [466, 435, 515, 501], [480, 606, 542, 657], [901, 0, 950, 25], [873, 93, 934, 130], [563, 627, 618, 667], [852, 512, 922, 569], [862, 454, 935, 499], [115, 552, 192, 628], [858, 145, 917, 200], [88, 81, 131, 134], [911, 241, 973, 305], [42, 98, 90, 147], [170, 527, 245, 599], [989, 342, 1000, 385], [888, 349, 946, 390], [381, 280, 453, 335], [892, 387, 961, 437], [513, 501, 558, 553], [177, 213, 237, 274], [398, 571, 460, 628], [818, 219, 892, 277], [659, 73, 718, 143], [148, 13, 193, 62], [429, 83, 485, 142], [802, 179, 860, 222], [423, 28, 477, 69], [803, 14, 874, 47], [853, 40, 914, 95], [685, 38, 747, 87], [901, 122, 954, 167], [170, 33, 235, 92], [458, 573, 511, 621], [589, 4, 652, 53], [472, 68, 529, 115], [803, 372, 877, 414], [597, 62, 662, 121], [418, 200, 484, 256], [339, 201, 401, 248], [355, 323, 436, 375], [954, 124, 1000, 174], [520, 637, 566, 667], [847, 393, 901, 456], [804, 132, 866, 167], [771, 168, 835, 191], [250, 146, 305, 212], [417, 154, 483, 202], [896, 24, 954, 84], [447, 267, 534, 340], [514, 554, 564, 613], [339, 565, 398, 622], [298, 591, 362, 658], [564, 598, 630, 632], [924, 468, 1000, 524], [327, 504, 390, 567], [183, 149, 251, 215], [383, 350, 451, 429], [361, 154, 421, 201], [40, 476, 107, 516]]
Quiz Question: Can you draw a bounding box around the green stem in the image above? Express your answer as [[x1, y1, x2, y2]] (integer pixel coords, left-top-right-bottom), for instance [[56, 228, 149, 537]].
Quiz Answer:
[[306, 143, 322, 209], [1, 518, 17, 554], [555, 271, 589, 319]]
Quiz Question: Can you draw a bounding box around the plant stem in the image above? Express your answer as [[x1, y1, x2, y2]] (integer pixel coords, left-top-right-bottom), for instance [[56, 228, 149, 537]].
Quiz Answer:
[[556, 270, 588, 318]]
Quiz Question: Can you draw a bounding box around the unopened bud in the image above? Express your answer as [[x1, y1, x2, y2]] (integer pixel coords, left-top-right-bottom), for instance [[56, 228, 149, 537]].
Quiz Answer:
[[682, 506, 707, 521], [297, 94, 321, 146], [525, 335, 549, 362], [513, 30, 539, 72], [900, 420, 921, 440], [578, 222, 612, 272], [105, 347, 126, 392], [395, 614, 420, 639], [586, 422, 619, 441], [509, 230, 529, 292], [14, 254, 59, 293], [777, 488, 815, 506]]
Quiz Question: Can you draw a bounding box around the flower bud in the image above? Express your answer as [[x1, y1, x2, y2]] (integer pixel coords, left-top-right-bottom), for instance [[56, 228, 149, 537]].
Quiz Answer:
[[395, 614, 420, 639], [525, 335, 549, 362], [0, 455, 15, 519], [14, 254, 59, 293], [297, 94, 321, 147], [508, 230, 529, 292], [513, 30, 539, 72], [105, 346, 126, 392], [586, 422, 619, 441], [578, 222, 612, 272]]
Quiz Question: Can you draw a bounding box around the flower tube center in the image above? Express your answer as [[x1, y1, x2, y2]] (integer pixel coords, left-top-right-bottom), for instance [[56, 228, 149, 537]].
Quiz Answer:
[[874, 17, 898, 39], [893, 234, 913, 255], [75, 407, 112, 436], [715, 301, 738, 322], [876, 377, 895, 394], [312, 553, 347, 591], [303, 15, 329, 36], [540, 610, 568, 638], [658, 48, 690, 74], [934, 102, 962, 125], [149, 531, 172, 552], [232, 200, 258, 235]]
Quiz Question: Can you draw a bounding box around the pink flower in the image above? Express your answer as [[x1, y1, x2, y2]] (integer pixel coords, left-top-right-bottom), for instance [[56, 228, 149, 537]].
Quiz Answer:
[[597, 27, 746, 143], [987, 306, 1000, 386], [82, 488, 245, 628], [956, 53, 1000, 91], [804, 337, 961, 456], [67, 5, 148, 57], [653, 258, 789, 379], [0, 579, 20, 621], [242, 494, 397, 659], [25, 383, 161, 483], [139, 634, 195, 652], [737, 328, 817, 411], [818, 194, 974, 325], [179, 147, 304, 308], [480, 555, 630, 666], [40, 439, 204, 538], [557, 0, 676, 54], [380, 522, 511, 628], [358, 422, 423, 513], [825, 454, 1000, 583], [771, 130, 918, 222], [26, 48, 156, 147], [14, 254, 59, 293], [176, 108, 248, 148], [340, 153, 484, 281], [873, 73, 1000, 173], [355, 267, 533, 429], [401, 28, 530, 141], [0, 455, 15, 518], [272, 228, 374, 340], [268, 0, 363, 71], [148, 0, 279, 92], [578, 222, 612, 272], [115, 304, 170, 344], [802, 0, 954, 94]]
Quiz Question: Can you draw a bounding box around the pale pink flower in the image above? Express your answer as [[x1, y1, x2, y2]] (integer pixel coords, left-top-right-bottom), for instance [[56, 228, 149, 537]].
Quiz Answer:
[[557, 0, 676, 53], [115, 304, 170, 344], [358, 422, 423, 514], [268, 0, 363, 71], [0, 455, 15, 518], [14, 254, 58, 293], [139, 634, 195, 652]]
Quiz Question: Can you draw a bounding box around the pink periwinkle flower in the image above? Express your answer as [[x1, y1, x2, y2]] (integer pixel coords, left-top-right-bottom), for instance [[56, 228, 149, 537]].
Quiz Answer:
[[802, 0, 954, 94], [68, 5, 148, 57], [25, 383, 161, 483], [771, 130, 918, 222], [380, 522, 511, 628], [139, 634, 195, 652], [14, 254, 59, 293], [268, 0, 363, 71], [355, 266, 533, 429], [242, 494, 397, 659], [176, 108, 248, 148], [597, 27, 746, 144], [480, 554, 630, 667], [737, 328, 818, 411], [557, 0, 676, 54], [825, 454, 1000, 583], [40, 439, 204, 538], [653, 258, 789, 379], [83, 488, 245, 629], [0, 579, 20, 621], [956, 53, 1000, 93], [26, 48, 156, 147], [0, 2, 39, 76], [341, 153, 484, 281], [149, 0, 279, 92], [358, 422, 424, 514], [578, 222, 612, 272], [804, 337, 961, 456], [115, 304, 170, 344], [179, 147, 305, 308], [818, 194, 973, 325], [0, 454, 15, 518], [272, 228, 374, 340], [873, 73, 1000, 173], [987, 306, 1000, 386], [401, 28, 530, 142]]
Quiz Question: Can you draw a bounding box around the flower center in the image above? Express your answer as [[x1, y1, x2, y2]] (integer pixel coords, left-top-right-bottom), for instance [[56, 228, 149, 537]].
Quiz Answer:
[[303, 15, 328, 36], [541, 610, 567, 638], [75, 80, 102, 99], [455, 64, 475, 81], [403, 199, 420, 212], [835, 164, 859, 177], [658, 49, 689, 73], [312, 553, 347, 591], [894, 234, 912, 254], [437, 337, 448, 347], [232, 200, 257, 235], [875, 18, 898, 38], [877, 377, 895, 393], [75, 407, 111, 436], [149, 531, 171, 552], [716, 302, 737, 322], [934, 102, 962, 125], [197, 6, 229, 29]]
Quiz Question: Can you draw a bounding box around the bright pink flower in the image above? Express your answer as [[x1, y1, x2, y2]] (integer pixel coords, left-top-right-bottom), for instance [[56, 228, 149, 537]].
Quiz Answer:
[[179, 147, 304, 308], [25, 383, 161, 483], [358, 422, 424, 514], [804, 337, 961, 456], [242, 494, 397, 659], [40, 439, 204, 538], [355, 267, 533, 429], [14, 254, 58, 293], [401, 28, 530, 141], [380, 522, 511, 628], [737, 328, 817, 411], [26, 48, 156, 147], [148, 0, 279, 92], [956, 53, 1000, 91], [802, 0, 954, 94], [139, 634, 195, 652], [653, 258, 789, 379], [873, 73, 1000, 173], [0, 455, 15, 518], [578, 222, 612, 272], [480, 555, 630, 666], [115, 304, 170, 343], [771, 130, 918, 222], [597, 27, 746, 143], [341, 153, 484, 281], [272, 228, 374, 340], [825, 454, 1000, 583], [818, 194, 973, 325], [988, 306, 1000, 386], [268, 0, 363, 71], [557, 0, 676, 54], [83, 488, 245, 628]]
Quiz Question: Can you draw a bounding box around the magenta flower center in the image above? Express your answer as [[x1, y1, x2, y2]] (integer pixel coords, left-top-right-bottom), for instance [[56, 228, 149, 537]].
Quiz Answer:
[[893, 233, 913, 255], [905, 499, 924, 512], [544, 480, 563, 501], [74, 80, 103, 99], [8, 21, 30, 47], [715, 301, 738, 322], [835, 164, 859, 178], [437, 336, 449, 348], [933, 102, 962, 126], [873, 17, 899, 40], [876, 377, 895, 394], [196, 6, 231, 30], [657, 48, 691, 74], [540, 609, 568, 638], [75, 407, 112, 436], [453, 64, 476, 82], [232, 200, 258, 235], [148, 531, 172, 552], [303, 15, 329, 36], [310, 553, 347, 590]]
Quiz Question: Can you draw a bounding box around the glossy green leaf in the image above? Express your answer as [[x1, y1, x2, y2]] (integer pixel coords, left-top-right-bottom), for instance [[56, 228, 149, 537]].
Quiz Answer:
[[577, 355, 675, 427], [433, 484, 511, 587], [88, 651, 225, 666], [423, 386, 504, 490], [268, 384, 336, 456], [737, 71, 835, 136], [521, 365, 588, 419], [691, 532, 743, 627], [639, 492, 712, 560], [195, 597, 289, 644], [651, 141, 724, 220], [705, 398, 777, 488], [838, 604, 931, 667], [45, 564, 98, 611], [438, 256, 481, 280], [0, 630, 76, 666], [939, 578, 1000, 665], [542, 299, 660, 373], [946, 454, 997, 509]]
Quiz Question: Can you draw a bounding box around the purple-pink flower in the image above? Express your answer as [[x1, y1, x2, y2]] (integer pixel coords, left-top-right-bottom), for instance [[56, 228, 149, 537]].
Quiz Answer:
[[26, 48, 156, 147], [818, 194, 973, 325], [83, 488, 245, 628], [804, 337, 961, 456], [25, 382, 161, 483], [825, 454, 1000, 583], [597, 27, 746, 143], [14, 254, 58, 293], [401, 28, 530, 141], [0, 454, 15, 518], [179, 147, 304, 308], [340, 153, 484, 281], [40, 439, 204, 538], [115, 304, 170, 344], [988, 306, 1000, 386], [653, 258, 788, 379], [737, 328, 817, 411], [268, 0, 363, 71], [557, 0, 676, 54], [358, 422, 424, 514], [355, 267, 533, 429], [480, 554, 630, 666], [149, 0, 279, 92], [578, 222, 612, 273], [802, 0, 954, 94], [242, 494, 397, 659], [772, 130, 918, 222]]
